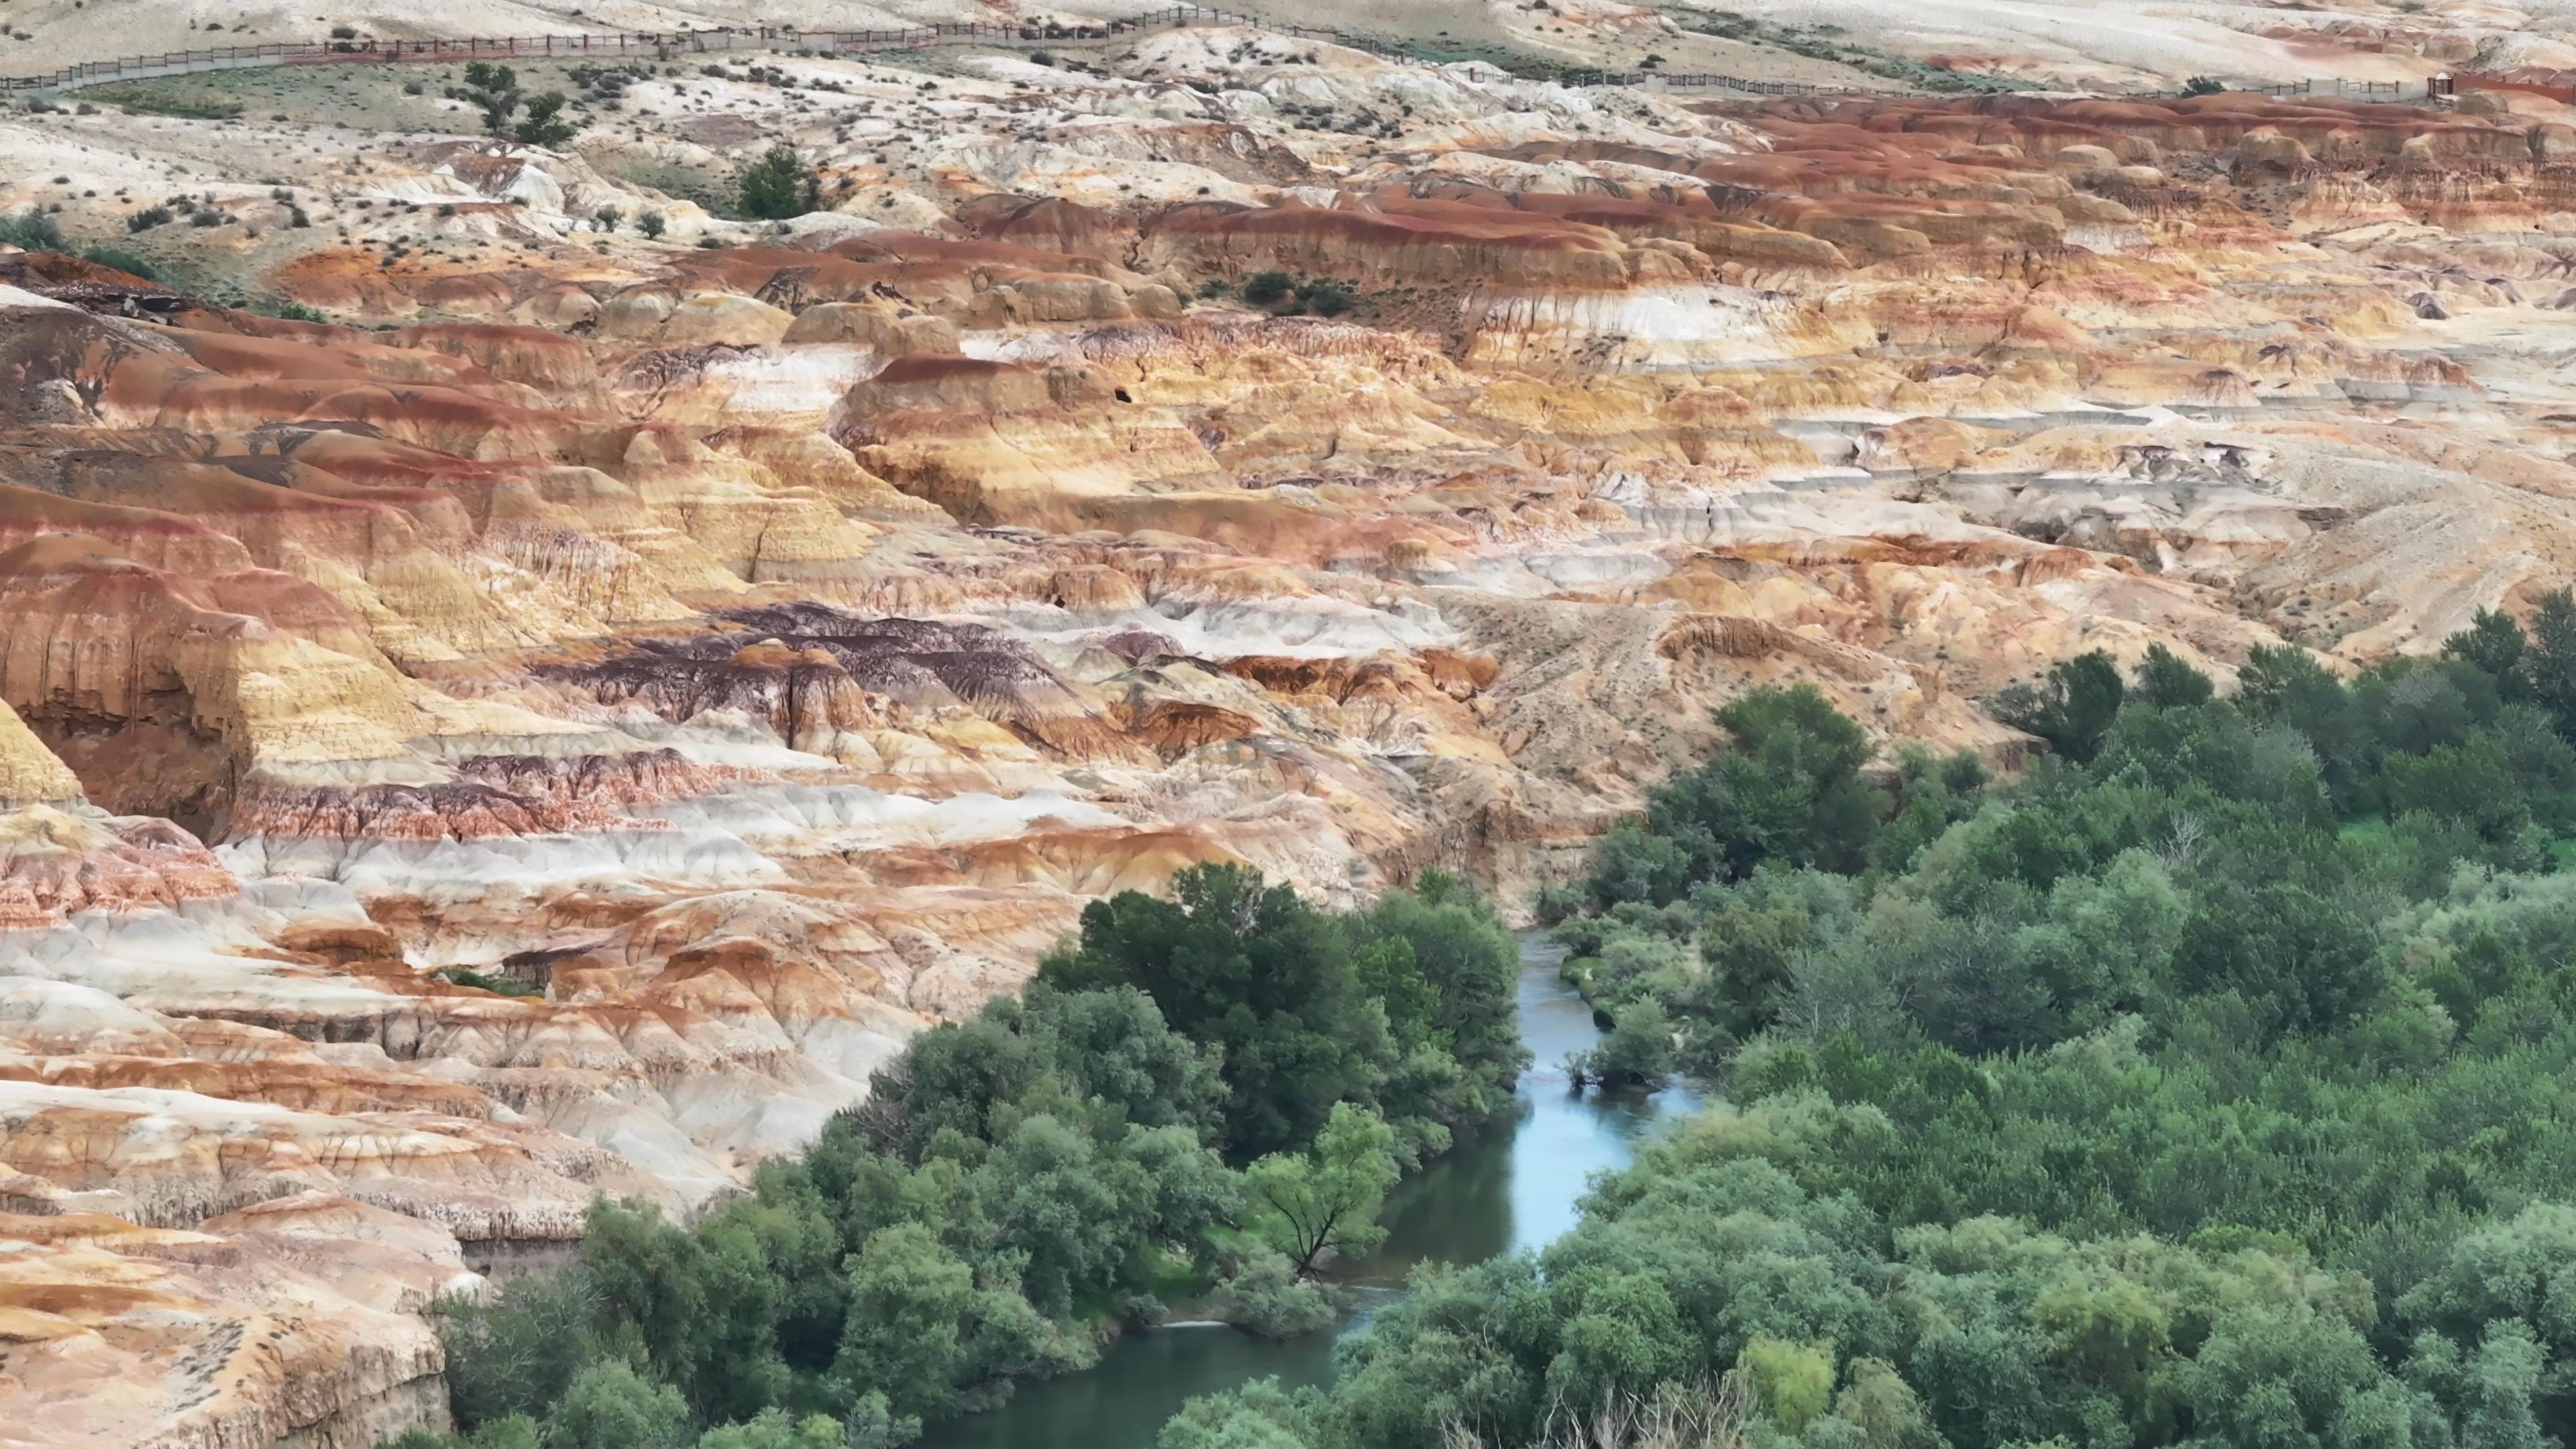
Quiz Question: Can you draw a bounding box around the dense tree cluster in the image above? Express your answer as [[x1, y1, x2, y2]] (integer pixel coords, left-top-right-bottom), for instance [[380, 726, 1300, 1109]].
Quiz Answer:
[[1167, 602, 2576, 1449], [386, 867, 1522, 1449]]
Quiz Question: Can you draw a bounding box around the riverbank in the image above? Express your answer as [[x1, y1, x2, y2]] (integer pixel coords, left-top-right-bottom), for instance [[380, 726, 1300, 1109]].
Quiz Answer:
[[914, 933, 1701, 1449]]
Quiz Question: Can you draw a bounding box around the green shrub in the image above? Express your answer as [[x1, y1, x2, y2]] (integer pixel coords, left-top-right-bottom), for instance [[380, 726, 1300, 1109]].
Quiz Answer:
[[1293, 276, 1354, 316], [1240, 269, 1292, 305], [249, 297, 328, 323], [78, 246, 161, 280], [0, 209, 64, 251], [735, 144, 820, 220]]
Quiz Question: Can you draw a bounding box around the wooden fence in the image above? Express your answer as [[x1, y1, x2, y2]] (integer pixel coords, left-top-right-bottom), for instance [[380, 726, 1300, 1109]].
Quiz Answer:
[[0, 9, 2467, 106], [0, 6, 1865, 97], [0, 6, 1454, 93]]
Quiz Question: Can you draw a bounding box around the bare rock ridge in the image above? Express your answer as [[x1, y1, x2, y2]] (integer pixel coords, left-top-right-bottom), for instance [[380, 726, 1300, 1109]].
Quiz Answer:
[[11, 3, 2576, 1441]]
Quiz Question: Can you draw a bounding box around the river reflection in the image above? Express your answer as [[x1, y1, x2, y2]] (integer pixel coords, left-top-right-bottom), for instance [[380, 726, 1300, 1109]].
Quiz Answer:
[[916, 934, 1701, 1449]]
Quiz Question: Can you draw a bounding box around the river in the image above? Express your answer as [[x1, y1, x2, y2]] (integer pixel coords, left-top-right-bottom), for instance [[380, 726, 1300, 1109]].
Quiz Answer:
[[916, 932, 1703, 1449]]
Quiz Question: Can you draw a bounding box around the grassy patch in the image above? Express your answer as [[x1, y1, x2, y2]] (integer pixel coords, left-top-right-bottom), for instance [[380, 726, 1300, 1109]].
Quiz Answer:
[[83, 83, 246, 119], [1674, 9, 2040, 93], [439, 967, 544, 998]]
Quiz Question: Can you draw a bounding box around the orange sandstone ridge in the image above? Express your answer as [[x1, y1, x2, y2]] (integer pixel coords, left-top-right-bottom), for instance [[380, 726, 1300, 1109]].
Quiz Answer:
[[9, 19, 2576, 1444]]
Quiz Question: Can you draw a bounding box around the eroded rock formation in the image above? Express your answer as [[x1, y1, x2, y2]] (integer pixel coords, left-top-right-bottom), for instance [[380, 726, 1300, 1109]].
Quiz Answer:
[[10, 6, 2576, 1441]]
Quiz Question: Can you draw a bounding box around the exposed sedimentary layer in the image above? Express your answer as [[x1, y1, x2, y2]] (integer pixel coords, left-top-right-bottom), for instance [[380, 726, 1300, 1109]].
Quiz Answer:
[[12, 7, 2576, 1441]]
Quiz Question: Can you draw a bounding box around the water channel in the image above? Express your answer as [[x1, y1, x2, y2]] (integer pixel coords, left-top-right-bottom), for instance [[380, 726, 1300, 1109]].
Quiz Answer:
[[917, 932, 1704, 1449]]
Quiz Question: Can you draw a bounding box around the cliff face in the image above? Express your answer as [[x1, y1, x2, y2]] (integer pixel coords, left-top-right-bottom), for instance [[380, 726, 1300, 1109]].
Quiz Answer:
[[9, 9, 2576, 1442]]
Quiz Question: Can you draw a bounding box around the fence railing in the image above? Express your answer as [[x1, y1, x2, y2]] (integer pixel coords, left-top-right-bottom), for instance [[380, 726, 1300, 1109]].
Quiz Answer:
[[2254, 76, 2434, 101], [0, 5, 1454, 93], [0, 10, 2467, 106]]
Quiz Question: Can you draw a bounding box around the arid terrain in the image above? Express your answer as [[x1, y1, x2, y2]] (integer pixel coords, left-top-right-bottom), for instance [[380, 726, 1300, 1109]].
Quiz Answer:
[[9, 1, 2576, 1444]]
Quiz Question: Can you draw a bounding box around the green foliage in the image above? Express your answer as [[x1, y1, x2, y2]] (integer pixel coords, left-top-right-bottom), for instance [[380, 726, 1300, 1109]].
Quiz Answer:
[[692, 1409, 851, 1449], [1244, 1102, 1401, 1275], [413, 869, 1525, 1449], [1419, 614, 2576, 1449], [0, 209, 63, 251], [1587, 684, 1884, 908], [1571, 1001, 1674, 1088], [83, 83, 244, 119], [515, 92, 576, 147], [2523, 588, 2576, 737], [437, 966, 537, 996], [638, 209, 667, 239], [1038, 863, 1401, 1159], [1292, 276, 1355, 316], [1212, 1249, 1336, 1339], [2182, 74, 2226, 96], [76, 246, 162, 281], [453, 62, 521, 136], [1350, 870, 1529, 1110], [2129, 643, 2214, 709], [737, 144, 821, 220], [2445, 607, 2529, 701], [1737, 1335, 1835, 1430], [433, 1269, 602, 1426], [381, 1417, 539, 1449], [828, 1221, 1059, 1421], [1242, 270, 1293, 304], [545, 1360, 693, 1449], [1990, 650, 2126, 762]]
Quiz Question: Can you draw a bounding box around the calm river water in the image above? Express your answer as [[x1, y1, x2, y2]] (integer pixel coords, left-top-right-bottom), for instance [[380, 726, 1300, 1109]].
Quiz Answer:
[[916, 932, 1703, 1449]]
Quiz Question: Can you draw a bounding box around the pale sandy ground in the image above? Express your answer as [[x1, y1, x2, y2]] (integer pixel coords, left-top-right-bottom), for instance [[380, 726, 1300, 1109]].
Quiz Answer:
[[11, 0, 2572, 87]]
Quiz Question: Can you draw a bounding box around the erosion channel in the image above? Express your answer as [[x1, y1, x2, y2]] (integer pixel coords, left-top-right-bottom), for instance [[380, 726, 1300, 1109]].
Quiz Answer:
[[918, 931, 1704, 1449]]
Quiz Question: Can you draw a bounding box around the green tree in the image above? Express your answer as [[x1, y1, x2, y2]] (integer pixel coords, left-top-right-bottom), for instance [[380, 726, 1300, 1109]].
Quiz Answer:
[[515, 92, 576, 147], [693, 1409, 851, 1449], [578, 1201, 713, 1407], [2525, 588, 2576, 737], [1354, 935, 1436, 1051], [1212, 1248, 1336, 1339], [543, 1360, 693, 1449], [1599, 685, 1884, 905], [1991, 651, 2125, 763], [2130, 643, 2214, 708], [433, 1267, 602, 1428], [1244, 1102, 1401, 1276], [1242, 270, 1292, 304], [963, 1112, 1151, 1318], [2383, 733, 2532, 843], [1574, 1001, 1674, 1088], [737, 144, 820, 219], [2174, 880, 2385, 1036], [1353, 870, 1527, 1097], [1550, 1271, 1695, 1409], [455, 62, 521, 136], [2446, 607, 2530, 702], [1735, 1336, 1836, 1432], [1036, 864, 1392, 1159], [827, 1223, 978, 1420], [1584, 818, 1694, 908], [2180, 1307, 2429, 1449]]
